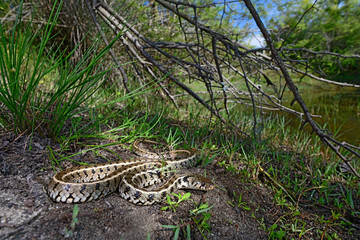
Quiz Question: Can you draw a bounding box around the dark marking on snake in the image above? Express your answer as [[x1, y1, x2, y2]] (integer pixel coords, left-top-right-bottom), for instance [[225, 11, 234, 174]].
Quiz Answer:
[[80, 185, 87, 194], [134, 191, 141, 200], [124, 186, 131, 193], [183, 176, 189, 183], [147, 194, 154, 201], [64, 184, 71, 191]]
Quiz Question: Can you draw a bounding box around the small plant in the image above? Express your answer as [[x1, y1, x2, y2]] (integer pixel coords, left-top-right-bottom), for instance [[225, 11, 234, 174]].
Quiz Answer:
[[227, 192, 251, 211], [162, 225, 182, 240], [268, 224, 286, 240], [161, 192, 192, 212], [162, 203, 213, 240], [218, 160, 239, 173], [65, 204, 79, 237], [201, 150, 219, 166], [190, 203, 214, 239], [162, 193, 213, 239], [162, 223, 192, 240]]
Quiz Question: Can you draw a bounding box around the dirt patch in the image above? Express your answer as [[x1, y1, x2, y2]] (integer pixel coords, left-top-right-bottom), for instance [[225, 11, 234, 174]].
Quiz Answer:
[[1, 132, 358, 239], [0, 132, 269, 240]]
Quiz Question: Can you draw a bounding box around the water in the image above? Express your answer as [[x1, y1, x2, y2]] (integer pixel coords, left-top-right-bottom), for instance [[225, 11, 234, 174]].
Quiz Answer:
[[283, 87, 360, 145], [186, 83, 360, 145]]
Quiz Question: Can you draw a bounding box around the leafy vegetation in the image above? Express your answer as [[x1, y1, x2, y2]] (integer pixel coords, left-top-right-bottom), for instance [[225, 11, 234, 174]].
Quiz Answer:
[[269, 0, 360, 82], [161, 192, 192, 212], [0, 1, 126, 138], [162, 192, 213, 240], [65, 204, 79, 237]]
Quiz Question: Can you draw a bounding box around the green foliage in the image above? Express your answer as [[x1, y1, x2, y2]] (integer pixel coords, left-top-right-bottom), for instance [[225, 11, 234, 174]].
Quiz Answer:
[[190, 202, 213, 239], [0, 1, 10, 17], [48, 111, 166, 170], [162, 225, 181, 240], [148, 0, 250, 41], [233, 192, 251, 210], [269, 0, 360, 82], [162, 197, 213, 240], [71, 204, 79, 229], [268, 223, 286, 240], [65, 204, 79, 237], [0, 1, 61, 134], [161, 192, 192, 212], [0, 1, 125, 138]]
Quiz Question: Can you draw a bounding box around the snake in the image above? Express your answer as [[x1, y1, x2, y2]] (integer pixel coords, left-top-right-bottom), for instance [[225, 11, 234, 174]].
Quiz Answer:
[[47, 139, 213, 205]]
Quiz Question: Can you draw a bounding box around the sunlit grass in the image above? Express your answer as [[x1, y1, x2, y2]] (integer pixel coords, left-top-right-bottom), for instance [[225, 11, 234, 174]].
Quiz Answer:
[[0, 1, 125, 138]]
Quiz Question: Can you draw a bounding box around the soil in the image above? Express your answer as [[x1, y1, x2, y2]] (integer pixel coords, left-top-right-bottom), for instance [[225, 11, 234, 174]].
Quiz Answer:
[[0, 131, 358, 239]]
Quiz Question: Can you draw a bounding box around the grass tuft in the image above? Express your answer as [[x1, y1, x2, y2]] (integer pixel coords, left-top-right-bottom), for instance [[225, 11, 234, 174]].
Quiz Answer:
[[0, 0, 125, 139]]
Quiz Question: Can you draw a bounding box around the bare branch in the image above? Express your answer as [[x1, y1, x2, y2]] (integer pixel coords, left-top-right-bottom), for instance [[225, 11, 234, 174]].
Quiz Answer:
[[243, 0, 359, 177]]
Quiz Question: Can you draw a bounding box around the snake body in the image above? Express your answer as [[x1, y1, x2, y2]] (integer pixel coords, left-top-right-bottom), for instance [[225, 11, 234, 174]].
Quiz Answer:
[[47, 139, 213, 205]]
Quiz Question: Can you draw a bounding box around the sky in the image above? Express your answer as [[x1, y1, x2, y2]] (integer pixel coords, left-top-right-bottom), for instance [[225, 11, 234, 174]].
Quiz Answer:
[[222, 0, 279, 48], [247, 32, 265, 48]]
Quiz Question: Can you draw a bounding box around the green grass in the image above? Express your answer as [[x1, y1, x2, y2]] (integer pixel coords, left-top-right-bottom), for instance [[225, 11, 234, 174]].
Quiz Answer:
[[65, 204, 79, 238], [134, 98, 359, 238], [0, 0, 129, 139], [162, 192, 213, 240]]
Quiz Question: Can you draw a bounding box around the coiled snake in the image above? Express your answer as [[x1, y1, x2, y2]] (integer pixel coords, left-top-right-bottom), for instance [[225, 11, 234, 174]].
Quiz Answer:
[[47, 139, 213, 205]]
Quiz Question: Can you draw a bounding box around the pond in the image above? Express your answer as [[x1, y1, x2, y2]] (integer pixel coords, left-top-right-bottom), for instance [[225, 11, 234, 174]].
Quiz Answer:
[[186, 81, 359, 145], [284, 86, 360, 145]]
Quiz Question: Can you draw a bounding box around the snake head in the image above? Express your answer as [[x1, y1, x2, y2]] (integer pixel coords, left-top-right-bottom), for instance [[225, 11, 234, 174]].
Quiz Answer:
[[179, 174, 214, 191]]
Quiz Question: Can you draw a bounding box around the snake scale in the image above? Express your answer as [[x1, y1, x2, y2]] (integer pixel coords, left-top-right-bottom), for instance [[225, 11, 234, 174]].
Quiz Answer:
[[47, 139, 213, 205]]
